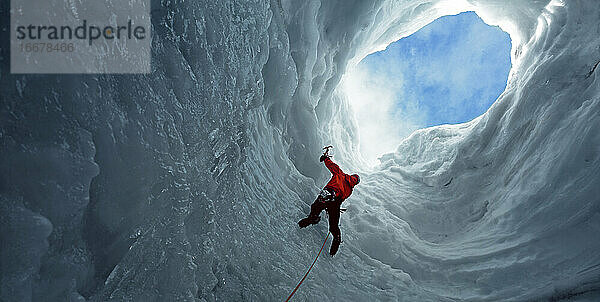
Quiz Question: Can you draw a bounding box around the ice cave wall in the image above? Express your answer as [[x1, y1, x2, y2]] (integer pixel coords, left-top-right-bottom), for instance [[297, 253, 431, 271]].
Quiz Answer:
[[329, 0, 600, 301], [1, 0, 599, 301]]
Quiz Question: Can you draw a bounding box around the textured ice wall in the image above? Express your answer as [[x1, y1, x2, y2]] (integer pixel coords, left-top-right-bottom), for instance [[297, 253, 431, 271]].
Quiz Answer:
[[331, 1, 600, 301], [1, 0, 274, 300], [1, 0, 599, 301]]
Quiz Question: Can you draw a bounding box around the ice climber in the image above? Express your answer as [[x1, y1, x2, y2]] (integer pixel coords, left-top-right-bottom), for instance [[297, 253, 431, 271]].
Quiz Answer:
[[298, 146, 360, 256]]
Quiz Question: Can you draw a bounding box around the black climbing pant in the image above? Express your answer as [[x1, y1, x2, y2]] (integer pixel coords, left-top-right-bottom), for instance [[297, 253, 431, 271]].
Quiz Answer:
[[307, 189, 342, 241]]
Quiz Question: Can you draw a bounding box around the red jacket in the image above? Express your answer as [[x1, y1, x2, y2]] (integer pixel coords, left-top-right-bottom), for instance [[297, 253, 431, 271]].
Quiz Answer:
[[323, 157, 359, 201]]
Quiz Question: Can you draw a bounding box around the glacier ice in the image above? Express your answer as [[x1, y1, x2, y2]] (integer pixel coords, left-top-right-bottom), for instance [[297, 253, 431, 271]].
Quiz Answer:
[[1, 0, 599, 301]]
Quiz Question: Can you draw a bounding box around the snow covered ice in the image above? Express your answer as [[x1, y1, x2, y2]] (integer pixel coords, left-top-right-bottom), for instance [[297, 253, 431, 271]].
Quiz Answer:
[[1, 0, 599, 301]]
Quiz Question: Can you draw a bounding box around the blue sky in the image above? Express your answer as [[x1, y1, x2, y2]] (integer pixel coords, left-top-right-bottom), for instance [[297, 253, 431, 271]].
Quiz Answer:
[[343, 11, 511, 160]]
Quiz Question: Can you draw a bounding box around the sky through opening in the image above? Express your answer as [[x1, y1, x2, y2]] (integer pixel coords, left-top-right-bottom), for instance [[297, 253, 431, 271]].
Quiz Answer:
[[343, 11, 512, 162]]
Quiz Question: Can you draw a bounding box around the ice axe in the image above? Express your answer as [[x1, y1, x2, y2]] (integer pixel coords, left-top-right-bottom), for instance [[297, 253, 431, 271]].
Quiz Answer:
[[322, 145, 333, 156]]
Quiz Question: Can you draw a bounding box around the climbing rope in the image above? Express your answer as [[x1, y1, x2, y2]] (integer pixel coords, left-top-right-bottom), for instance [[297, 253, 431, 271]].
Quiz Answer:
[[285, 232, 330, 302]]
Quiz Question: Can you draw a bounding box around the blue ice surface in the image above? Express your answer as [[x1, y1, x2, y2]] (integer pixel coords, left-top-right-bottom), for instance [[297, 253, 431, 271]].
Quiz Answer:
[[360, 11, 512, 127]]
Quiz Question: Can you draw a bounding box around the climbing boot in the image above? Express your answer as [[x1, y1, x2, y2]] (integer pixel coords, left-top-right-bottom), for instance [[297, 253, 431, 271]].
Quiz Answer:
[[330, 236, 341, 256], [298, 215, 320, 228]]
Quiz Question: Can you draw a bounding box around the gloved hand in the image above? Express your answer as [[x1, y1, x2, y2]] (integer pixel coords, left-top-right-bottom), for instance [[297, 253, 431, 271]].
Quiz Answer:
[[320, 154, 330, 162]]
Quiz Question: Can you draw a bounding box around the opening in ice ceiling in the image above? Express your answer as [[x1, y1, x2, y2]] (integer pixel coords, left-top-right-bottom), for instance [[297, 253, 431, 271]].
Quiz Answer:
[[342, 11, 512, 162]]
